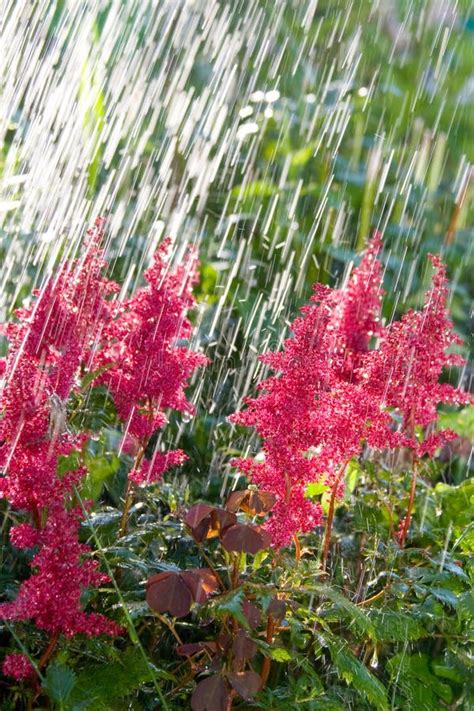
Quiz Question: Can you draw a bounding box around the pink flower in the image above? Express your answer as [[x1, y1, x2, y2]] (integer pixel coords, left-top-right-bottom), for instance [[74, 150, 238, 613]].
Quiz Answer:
[[1, 504, 122, 637], [129, 450, 188, 485], [96, 238, 207, 461], [0, 219, 122, 654], [2, 653, 35, 680], [361, 254, 471, 452], [230, 236, 385, 546]]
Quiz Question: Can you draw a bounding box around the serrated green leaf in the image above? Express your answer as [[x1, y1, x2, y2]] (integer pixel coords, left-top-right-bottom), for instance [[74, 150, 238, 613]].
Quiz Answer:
[[368, 610, 426, 642], [213, 589, 250, 630], [327, 640, 388, 711], [43, 663, 76, 707], [312, 584, 375, 639], [387, 653, 453, 709], [70, 648, 173, 709], [269, 647, 293, 662]]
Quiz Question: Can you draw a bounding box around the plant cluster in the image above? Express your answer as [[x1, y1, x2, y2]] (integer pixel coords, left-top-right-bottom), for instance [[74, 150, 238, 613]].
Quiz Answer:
[[0, 220, 471, 710]]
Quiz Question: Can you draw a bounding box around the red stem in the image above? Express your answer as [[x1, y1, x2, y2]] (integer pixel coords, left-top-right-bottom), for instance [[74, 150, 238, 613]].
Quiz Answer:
[[398, 461, 418, 548], [321, 461, 347, 573]]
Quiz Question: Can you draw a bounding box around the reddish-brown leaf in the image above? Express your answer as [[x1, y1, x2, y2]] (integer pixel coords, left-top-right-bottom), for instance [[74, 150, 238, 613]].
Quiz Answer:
[[184, 504, 216, 529], [232, 630, 257, 666], [145, 571, 175, 589], [146, 572, 193, 617], [181, 568, 220, 603], [221, 524, 269, 554], [267, 598, 286, 621], [184, 504, 236, 542], [176, 643, 206, 657], [225, 490, 249, 513], [226, 489, 276, 515], [216, 632, 232, 654], [227, 671, 262, 701], [191, 675, 229, 711], [176, 641, 218, 657], [242, 599, 262, 629]]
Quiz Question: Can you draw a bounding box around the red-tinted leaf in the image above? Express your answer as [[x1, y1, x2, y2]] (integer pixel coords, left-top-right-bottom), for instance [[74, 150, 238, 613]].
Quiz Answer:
[[211, 508, 237, 534], [232, 630, 257, 666], [176, 643, 206, 656], [181, 568, 220, 603], [267, 598, 286, 621], [184, 504, 216, 529], [227, 671, 262, 701], [226, 489, 276, 515], [146, 572, 192, 617], [225, 490, 249, 513], [184, 504, 236, 542], [191, 675, 229, 711], [221, 524, 269, 554], [145, 571, 175, 589], [242, 599, 262, 629], [216, 632, 232, 654], [176, 641, 218, 657]]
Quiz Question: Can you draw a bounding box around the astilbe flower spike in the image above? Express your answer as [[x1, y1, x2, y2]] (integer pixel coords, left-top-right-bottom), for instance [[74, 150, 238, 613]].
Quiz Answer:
[[95, 237, 207, 487], [0, 219, 122, 668], [231, 235, 386, 547], [361, 253, 472, 456]]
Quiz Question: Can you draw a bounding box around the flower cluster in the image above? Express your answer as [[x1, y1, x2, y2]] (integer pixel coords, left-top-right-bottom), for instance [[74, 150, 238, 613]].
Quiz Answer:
[[95, 238, 207, 485], [231, 238, 469, 547], [361, 254, 471, 455], [1, 653, 35, 681], [1, 222, 207, 676], [0, 220, 122, 674]]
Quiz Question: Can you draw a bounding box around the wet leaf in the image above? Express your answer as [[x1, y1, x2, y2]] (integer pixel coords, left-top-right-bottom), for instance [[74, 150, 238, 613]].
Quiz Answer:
[[226, 489, 276, 515], [242, 599, 262, 629], [191, 674, 229, 711], [227, 671, 262, 700], [184, 504, 236, 542], [267, 598, 286, 621], [232, 629, 257, 665], [221, 524, 271, 554], [181, 568, 220, 602], [146, 572, 193, 617]]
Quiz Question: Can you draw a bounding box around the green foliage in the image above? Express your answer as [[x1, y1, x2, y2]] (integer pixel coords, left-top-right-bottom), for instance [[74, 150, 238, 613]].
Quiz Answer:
[[327, 639, 389, 711], [43, 664, 76, 709]]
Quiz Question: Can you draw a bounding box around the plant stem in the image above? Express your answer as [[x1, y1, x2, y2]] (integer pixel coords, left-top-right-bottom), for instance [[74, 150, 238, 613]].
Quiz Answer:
[[119, 480, 135, 537], [38, 632, 60, 670], [260, 614, 275, 687], [321, 461, 347, 573], [398, 461, 418, 548], [293, 533, 301, 561], [155, 613, 184, 646], [119, 441, 146, 537]]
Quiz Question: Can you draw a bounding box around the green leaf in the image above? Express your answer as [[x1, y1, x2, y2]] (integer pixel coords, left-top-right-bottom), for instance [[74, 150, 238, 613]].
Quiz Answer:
[[327, 640, 388, 711], [213, 589, 250, 630], [438, 405, 474, 439], [305, 481, 329, 498], [82, 453, 121, 500], [313, 584, 375, 639], [43, 664, 76, 707], [368, 610, 426, 642], [70, 648, 173, 709], [80, 363, 114, 391], [268, 647, 293, 662], [429, 587, 459, 608], [387, 653, 453, 709]]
